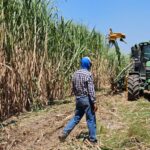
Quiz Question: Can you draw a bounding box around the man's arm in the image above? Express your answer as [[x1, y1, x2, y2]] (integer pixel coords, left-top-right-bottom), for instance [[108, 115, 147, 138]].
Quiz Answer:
[[71, 82, 75, 96], [87, 75, 97, 112], [87, 75, 96, 103], [71, 74, 75, 96]]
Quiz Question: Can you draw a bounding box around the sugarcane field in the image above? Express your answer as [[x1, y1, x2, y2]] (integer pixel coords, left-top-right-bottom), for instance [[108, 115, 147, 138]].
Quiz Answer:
[[0, 1, 150, 150]]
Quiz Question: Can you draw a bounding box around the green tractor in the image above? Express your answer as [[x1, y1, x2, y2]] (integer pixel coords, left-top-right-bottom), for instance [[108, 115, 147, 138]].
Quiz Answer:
[[113, 42, 150, 100]]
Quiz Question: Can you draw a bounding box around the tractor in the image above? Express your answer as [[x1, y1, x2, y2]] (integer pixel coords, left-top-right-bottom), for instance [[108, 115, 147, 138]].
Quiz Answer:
[[113, 42, 150, 100], [127, 42, 150, 100]]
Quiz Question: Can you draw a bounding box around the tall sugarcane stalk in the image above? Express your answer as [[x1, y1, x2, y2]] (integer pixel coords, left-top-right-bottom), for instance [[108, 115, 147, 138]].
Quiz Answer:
[[0, 0, 128, 121]]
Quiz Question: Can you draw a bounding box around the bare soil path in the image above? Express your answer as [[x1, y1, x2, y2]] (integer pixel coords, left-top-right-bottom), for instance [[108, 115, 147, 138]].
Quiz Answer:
[[0, 91, 150, 150]]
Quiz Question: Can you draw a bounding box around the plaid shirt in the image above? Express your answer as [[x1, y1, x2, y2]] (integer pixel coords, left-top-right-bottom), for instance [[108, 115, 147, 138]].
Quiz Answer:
[[72, 69, 96, 103]]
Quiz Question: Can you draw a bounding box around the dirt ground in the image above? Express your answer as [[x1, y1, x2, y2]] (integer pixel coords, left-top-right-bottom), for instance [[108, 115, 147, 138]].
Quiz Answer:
[[0, 90, 150, 150]]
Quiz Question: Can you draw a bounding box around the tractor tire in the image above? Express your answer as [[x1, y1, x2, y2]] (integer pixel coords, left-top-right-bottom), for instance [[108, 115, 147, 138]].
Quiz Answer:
[[127, 74, 140, 101]]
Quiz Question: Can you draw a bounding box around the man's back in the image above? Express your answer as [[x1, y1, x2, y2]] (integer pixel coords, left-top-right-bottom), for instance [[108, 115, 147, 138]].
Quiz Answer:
[[72, 69, 91, 96], [72, 69, 95, 103]]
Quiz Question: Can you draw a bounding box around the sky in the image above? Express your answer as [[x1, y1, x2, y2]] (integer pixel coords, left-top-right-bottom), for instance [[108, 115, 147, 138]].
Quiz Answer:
[[56, 0, 150, 54]]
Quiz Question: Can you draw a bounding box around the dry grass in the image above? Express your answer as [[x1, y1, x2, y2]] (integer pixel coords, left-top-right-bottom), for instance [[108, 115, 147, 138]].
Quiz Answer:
[[0, 91, 150, 150]]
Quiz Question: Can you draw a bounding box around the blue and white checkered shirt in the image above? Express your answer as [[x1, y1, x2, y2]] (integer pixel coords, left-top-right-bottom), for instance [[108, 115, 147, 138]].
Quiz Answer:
[[72, 69, 96, 103]]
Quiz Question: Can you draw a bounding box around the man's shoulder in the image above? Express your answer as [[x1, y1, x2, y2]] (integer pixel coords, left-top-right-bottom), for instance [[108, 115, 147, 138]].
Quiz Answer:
[[73, 69, 92, 76]]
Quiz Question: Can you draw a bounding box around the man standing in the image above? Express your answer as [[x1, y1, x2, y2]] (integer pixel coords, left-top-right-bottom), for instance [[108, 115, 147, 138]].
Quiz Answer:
[[59, 56, 97, 143]]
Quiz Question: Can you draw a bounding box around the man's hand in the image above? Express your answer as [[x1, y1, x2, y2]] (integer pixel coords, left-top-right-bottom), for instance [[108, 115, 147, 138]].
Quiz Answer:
[[93, 103, 98, 112]]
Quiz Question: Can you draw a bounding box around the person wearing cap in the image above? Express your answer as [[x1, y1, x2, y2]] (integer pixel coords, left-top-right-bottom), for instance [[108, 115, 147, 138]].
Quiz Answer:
[[59, 56, 97, 143]]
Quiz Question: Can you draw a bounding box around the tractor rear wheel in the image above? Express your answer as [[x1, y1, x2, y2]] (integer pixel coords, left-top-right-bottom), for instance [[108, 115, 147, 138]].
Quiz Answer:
[[127, 74, 140, 100]]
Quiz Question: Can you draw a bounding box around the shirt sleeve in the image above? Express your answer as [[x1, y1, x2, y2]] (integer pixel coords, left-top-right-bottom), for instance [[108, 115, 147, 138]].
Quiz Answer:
[[87, 75, 96, 103], [72, 74, 75, 95]]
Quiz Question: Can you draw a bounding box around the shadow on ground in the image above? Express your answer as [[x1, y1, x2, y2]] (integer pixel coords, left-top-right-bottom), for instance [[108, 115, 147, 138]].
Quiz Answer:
[[76, 131, 89, 140], [76, 131, 113, 150], [48, 99, 72, 105], [143, 93, 150, 102]]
